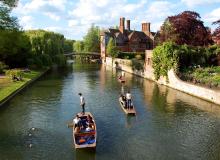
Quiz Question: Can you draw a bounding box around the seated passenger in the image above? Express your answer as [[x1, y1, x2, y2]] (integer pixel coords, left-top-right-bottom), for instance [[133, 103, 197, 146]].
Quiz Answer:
[[74, 126, 80, 133], [119, 94, 126, 107], [86, 115, 94, 126], [85, 124, 93, 132], [73, 114, 81, 128]]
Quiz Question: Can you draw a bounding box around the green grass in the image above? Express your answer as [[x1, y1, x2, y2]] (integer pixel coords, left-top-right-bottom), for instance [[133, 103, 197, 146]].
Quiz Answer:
[[0, 70, 43, 102], [180, 66, 220, 88]]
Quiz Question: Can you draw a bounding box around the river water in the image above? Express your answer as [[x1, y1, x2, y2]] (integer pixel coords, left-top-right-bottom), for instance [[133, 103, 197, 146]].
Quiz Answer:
[[1, 63, 220, 160]]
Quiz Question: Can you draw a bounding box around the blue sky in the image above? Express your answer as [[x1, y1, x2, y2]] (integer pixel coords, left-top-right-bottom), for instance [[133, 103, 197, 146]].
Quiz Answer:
[[12, 0, 220, 40]]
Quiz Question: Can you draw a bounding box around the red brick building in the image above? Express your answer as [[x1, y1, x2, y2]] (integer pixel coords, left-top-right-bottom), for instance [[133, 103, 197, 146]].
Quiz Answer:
[[100, 17, 156, 59]]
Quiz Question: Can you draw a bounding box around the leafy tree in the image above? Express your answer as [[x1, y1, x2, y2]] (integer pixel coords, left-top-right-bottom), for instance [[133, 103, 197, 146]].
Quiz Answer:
[[0, 30, 31, 67], [73, 40, 84, 52], [0, 0, 18, 8], [107, 38, 118, 58], [64, 39, 75, 53], [160, 11, 212, 46], [83, 25, 100, 52], [212, 19, 220, 43]]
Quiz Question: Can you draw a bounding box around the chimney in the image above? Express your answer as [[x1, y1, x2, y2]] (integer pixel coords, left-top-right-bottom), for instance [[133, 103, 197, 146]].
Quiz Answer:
[[126, 20, 130, 31], [142, 22, 151, 36], [119, 17, 125, 33]]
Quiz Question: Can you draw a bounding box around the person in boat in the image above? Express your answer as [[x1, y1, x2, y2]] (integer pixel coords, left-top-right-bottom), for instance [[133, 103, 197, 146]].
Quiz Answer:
[[73, 114, 81, 128], [85, 124, 94, 132], [126, 90, 132, 109], [78, 93, 85, 114], [74, 126, 80, 133], [86, 115, 94, 124], [119, 94, 126, 108]]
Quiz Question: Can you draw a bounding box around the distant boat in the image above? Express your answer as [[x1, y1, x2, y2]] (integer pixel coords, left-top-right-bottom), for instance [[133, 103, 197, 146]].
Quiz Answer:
[[119, 98, 136, 115], [73, 112, 97, 149]]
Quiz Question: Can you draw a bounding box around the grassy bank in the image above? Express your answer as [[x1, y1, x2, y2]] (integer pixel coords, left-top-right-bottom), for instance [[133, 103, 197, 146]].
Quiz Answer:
[[179, 66, 220, 88], [0, 70, 44, 102]]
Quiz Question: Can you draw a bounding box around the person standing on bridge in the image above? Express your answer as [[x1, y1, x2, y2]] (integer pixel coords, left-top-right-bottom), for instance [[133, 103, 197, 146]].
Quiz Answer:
[[78, 93, 85, 114]]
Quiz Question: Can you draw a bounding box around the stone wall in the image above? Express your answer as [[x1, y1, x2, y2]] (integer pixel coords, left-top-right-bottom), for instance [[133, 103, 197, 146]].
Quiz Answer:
[[104, 52, 220, 105]]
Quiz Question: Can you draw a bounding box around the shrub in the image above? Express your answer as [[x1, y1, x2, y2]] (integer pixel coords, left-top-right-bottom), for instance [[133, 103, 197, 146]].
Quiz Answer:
[[5, 69, 24, 81], [117, 52, 145, 60]]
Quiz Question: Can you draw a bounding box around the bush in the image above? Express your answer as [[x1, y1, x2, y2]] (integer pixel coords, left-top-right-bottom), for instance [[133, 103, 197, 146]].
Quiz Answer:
[[117, 52, 145, 60], [152, 42, 220, 80], [5, 69, 24, 81]]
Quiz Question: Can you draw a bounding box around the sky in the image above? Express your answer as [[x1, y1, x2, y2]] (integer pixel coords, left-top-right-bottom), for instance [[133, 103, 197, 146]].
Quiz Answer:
[[11, 0, 220, 40]]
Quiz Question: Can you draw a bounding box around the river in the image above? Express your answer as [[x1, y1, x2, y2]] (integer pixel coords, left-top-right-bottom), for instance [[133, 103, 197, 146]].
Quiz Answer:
[[0, 63, 220, 160]]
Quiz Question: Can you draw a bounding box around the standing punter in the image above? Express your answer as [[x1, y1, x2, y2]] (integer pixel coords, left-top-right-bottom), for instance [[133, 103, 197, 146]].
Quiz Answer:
[[78, 93, 85, 114]]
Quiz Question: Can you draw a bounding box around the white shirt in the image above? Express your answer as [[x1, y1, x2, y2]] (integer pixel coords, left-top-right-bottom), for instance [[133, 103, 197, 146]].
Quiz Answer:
[[86, 127, 92, 132], [121, 71, 125, 77], [73, 117, 80, 124], [80, 96, 85, 105], [126, 93, 132, 100]]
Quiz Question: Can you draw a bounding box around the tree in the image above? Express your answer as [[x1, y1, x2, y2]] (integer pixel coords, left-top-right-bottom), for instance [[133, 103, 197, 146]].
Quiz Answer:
[[73, 41, 84, 52], [160, 11, 212, 46], [83, 25, 100, 52], [107, 38, 118, 58], [213, 20, 220, 43], [1, 0, 18, 8], [64, 39, 75, 53]]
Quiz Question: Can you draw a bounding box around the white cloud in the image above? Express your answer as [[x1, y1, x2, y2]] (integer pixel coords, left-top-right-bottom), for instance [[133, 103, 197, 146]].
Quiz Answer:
[[204, 7, 220, 23], [19, 16, 34, 30], [22, 0, 67, 13], [181, 0, 220, 7], [68, 20, 79, 27], [44, 12, 60, 21], [44, 26, 87, 40]]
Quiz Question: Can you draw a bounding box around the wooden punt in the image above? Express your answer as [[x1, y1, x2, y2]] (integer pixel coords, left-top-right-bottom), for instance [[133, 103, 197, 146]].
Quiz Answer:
[[73, 112, 97, 149], [118, 98, 136, 115]]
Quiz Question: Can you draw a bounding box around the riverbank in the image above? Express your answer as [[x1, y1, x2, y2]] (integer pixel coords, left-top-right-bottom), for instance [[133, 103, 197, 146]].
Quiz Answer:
[[0, 69, 49, 106], [104, 56, 220, 106]]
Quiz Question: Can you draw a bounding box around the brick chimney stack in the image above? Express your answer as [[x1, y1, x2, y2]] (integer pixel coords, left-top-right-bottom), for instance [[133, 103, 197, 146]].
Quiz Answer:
[[119, 17, 125, 33], [142, 22, 151, 36], [126, 20, 130, 31]]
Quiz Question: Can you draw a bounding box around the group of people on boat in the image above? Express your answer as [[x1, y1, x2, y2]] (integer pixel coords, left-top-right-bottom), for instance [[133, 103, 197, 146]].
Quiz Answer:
[[73, 114, 95, 133], [119, 90, 133, 109]]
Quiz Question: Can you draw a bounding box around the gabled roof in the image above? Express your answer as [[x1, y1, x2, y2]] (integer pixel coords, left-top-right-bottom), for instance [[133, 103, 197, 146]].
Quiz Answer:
[[102, 28, 154, 42]]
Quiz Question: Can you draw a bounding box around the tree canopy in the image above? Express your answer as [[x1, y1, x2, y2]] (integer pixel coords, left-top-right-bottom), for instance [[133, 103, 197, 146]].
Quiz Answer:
[[83, 25, 100, 52], [73, 40, 84, 52], [107, 38, 118, 58], [64, 39, 75, 53], [213, 20, 220, 43], [160, 11, 212, 46]]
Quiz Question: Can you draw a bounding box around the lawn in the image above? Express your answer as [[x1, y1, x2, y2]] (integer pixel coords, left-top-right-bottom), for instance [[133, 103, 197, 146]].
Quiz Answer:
[[0, 70, 42, 102], [179, 66, 220, 88]]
